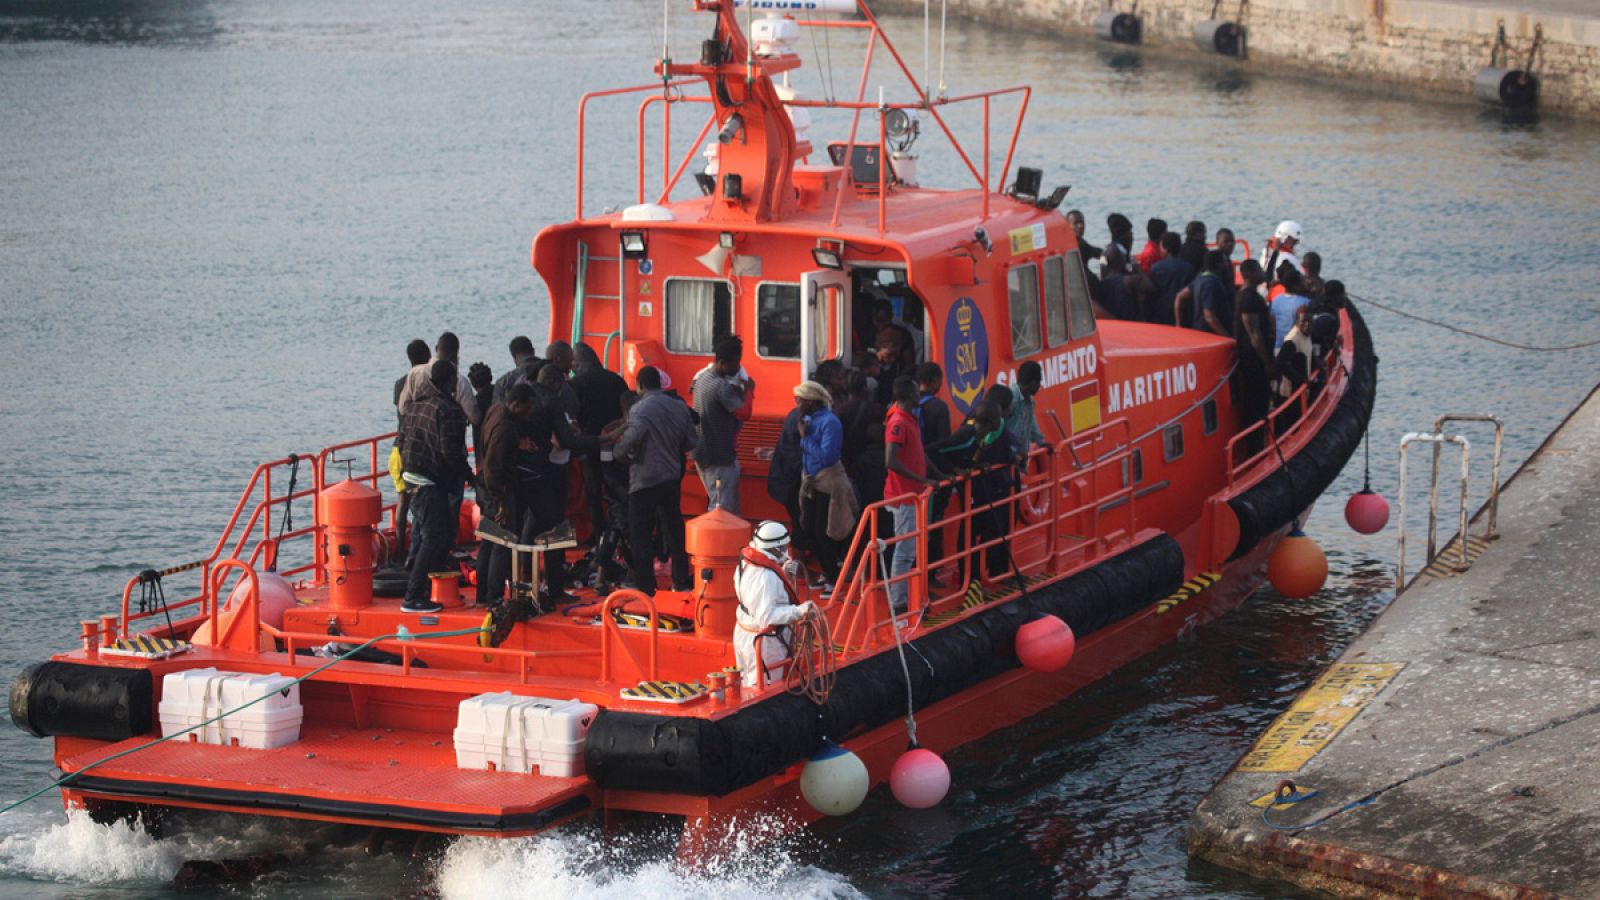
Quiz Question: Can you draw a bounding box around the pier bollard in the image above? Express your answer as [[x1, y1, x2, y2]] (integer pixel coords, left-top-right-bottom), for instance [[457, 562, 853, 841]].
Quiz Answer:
[[1193, 20, 1245, 57], [1093, 9, 1141, 44], [1472, 67, 1539, 108]]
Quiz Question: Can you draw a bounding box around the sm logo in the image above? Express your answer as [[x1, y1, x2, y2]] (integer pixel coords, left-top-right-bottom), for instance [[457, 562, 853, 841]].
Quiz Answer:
[[943, 297, 989, 416]]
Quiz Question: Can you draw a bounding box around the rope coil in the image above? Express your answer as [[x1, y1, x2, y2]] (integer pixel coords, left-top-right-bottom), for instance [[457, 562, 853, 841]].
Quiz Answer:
[[785, 612, 837, 705]]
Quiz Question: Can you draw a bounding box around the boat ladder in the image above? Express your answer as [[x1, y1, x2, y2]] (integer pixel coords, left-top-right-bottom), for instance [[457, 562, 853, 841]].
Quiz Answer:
[[1395, 413, 1504, 592], [572, 240, 625, 369]]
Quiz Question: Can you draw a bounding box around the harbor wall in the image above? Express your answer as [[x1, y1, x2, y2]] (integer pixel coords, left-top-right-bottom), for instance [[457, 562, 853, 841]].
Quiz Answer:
[[873, 0, 1599, 117]]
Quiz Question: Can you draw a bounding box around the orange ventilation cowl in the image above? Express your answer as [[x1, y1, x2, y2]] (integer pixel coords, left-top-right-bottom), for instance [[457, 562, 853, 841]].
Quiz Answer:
[[685, 508, 752, 639], [319, 479, 383, 610]]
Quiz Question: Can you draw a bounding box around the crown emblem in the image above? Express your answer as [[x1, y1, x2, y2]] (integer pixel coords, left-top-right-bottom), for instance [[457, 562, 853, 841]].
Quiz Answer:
[[956, 302, 973, 331]]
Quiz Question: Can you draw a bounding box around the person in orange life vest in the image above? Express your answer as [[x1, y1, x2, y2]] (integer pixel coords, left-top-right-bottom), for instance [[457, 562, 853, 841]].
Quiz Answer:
[[733, 520, 818, 689], [1259, 220, 1304, 294]]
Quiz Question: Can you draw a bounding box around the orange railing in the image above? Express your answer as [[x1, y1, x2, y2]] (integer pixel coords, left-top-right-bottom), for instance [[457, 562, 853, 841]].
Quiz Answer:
[[119, 451, 319, 633], [827, 417, 1138, 655], [571, 8, 1032, 229], [1225, 340, 1349, 486], [118, 432, 402, 637]]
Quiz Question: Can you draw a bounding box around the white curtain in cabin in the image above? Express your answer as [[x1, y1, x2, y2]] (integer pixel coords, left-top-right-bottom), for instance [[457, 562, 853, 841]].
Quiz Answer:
[[666, 279, 716, 354]]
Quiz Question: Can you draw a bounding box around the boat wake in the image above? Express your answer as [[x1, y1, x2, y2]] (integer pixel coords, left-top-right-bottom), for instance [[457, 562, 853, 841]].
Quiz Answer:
[[0, 808, 188, 885], [0, 807, 861, 898], [435, 816, 864, 900]]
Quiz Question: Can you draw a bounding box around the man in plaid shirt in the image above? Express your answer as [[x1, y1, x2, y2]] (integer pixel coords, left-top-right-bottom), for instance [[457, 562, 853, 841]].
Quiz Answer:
[[399, 360, 473, 612]]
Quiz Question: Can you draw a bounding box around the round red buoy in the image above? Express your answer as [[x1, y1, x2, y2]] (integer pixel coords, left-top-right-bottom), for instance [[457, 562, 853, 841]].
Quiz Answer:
[[890, 747, 951, 809], [1016, 615, 1075, 672], [1268, 528, 1328, 599], [225, 570, 297, 630], [1344, 490, 1390, 535]]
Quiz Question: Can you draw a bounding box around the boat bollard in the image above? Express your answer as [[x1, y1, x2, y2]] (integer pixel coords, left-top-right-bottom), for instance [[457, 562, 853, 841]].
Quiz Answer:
[[99, 614, 119, 646], [723, 664, 741, 703], [80, 621, 99, 659], [708, 671, 727, 707]]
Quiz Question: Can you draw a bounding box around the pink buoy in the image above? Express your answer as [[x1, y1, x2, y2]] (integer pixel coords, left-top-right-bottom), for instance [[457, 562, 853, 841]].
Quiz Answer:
[[1267, 528, 1328, 599], [1015, 615, 1075, 672], [890, 747, 951, 809], [1344, 490, 1390, 535]]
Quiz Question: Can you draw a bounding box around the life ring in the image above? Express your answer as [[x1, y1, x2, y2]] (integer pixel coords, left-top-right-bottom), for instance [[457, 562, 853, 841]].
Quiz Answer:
[[1016, 452, 1052, 525]]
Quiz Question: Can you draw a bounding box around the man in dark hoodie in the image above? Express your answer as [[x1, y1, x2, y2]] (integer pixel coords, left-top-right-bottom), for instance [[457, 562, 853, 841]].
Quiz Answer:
[[492, 335, 542, 405], [398, 360, 473, 613]]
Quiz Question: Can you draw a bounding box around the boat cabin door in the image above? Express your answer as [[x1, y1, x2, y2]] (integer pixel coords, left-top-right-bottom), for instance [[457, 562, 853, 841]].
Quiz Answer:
[[800, 269, 848, 378]]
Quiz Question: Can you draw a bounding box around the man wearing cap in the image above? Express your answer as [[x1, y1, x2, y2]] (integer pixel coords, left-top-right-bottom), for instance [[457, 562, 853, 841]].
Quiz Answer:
[[794, 380, 852, 590], [733, 521, 817, 689]]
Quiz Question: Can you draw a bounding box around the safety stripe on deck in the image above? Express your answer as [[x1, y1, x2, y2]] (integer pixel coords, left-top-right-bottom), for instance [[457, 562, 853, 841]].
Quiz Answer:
[[1155, 572, 1221, 614], [619, 680, 708, 704], [103, 635, 192, 660]]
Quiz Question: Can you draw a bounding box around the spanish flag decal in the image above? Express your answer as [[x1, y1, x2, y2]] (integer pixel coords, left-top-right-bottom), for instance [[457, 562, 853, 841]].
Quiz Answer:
[[1070, 381, 1101, 433]]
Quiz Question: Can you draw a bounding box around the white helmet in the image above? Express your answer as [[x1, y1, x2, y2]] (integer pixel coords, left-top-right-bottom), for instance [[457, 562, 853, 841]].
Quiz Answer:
[[1274, 220, 1304, 244], [751, 520, 791, 551]]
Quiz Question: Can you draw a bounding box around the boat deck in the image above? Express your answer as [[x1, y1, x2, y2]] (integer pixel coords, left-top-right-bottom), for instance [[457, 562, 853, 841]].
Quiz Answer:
[[59, 720, 594, 834]]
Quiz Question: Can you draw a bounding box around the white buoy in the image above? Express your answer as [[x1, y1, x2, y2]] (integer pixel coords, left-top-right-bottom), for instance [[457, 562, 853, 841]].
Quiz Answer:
[[799, 740, 869, 816]]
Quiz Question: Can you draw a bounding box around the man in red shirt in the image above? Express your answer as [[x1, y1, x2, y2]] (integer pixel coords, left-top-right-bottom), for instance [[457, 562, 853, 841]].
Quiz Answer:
[[884, 376, 944, 613], [1138, 218, 1168, 274]]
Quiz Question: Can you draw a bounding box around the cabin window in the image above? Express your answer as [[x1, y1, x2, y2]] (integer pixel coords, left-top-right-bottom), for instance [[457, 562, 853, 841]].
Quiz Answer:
[[1044, 255, 1070, 348], [1123, 447, 1144, 485], [665, 278, 733, 354], [1007, 263, 1043, 357], [755, 283, 801, 360], [1203, 398, 1218, 435], [1064, 250, 1097, 339], [1163, 423, 1185, 462], [811, 281, 845, 366]]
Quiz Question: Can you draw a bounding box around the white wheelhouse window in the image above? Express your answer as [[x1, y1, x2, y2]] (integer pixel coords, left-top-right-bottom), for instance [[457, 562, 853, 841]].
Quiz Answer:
[[664, 277, 733, 354]]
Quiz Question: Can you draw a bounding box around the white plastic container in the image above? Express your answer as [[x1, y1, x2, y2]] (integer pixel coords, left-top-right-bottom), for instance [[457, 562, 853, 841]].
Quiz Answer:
[[453, 692, 598, 778], [158, 668, 304, 750]]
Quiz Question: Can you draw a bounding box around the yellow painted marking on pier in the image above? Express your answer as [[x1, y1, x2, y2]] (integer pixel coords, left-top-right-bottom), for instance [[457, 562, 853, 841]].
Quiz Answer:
[[1155, 572, 1220, 614], [1236, 662, 1406, 773], [1249, 786, 1317, 808], [1421, 534, 1492, 579]]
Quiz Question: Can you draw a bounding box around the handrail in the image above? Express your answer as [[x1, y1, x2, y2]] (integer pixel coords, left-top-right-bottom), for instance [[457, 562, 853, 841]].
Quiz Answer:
[[571, 9, 1032, 229], [118, 452, 318, 634], [209, 560, 260, 651], [827, 418, 1139, 656], [117, 432, 400, 637], [1225, 341, 1348, 486], [598, 589, 661, 683], [256, 622, 602, 685]]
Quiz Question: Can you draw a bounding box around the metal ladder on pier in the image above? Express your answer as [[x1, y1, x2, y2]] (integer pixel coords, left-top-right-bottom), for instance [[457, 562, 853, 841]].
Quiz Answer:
[[1395, 414, 1505, 592], [572, 240, 625, 370]]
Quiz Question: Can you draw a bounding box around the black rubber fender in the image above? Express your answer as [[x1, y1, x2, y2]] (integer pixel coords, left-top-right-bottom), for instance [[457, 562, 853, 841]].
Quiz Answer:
[[584, 533, 1185, 796], [10, 661, 154, 741]]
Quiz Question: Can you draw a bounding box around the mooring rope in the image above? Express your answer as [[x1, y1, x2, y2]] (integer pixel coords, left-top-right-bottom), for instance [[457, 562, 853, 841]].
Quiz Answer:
[[1348, 292, 1600, 352]]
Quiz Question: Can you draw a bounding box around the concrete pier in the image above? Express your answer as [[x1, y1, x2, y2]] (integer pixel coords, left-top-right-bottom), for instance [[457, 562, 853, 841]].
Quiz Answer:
[[1188, 384, 1600, 898], [878, 0, 1600, 117]]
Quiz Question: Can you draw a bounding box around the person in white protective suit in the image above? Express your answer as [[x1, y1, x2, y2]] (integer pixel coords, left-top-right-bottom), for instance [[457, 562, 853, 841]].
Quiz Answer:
[[733, 520, 818, 689]]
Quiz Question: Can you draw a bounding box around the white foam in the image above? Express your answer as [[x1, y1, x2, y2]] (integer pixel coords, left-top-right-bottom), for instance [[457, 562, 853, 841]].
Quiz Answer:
[[435, 816, 863, 900], [0, 808, 181, 885]]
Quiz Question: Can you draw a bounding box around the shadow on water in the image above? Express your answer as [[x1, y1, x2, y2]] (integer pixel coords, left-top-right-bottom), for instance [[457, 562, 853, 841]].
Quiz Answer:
[[1477, 105, 1541, 132], [0, 0, 216, 46], [1096, 46, 1142, 73]]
